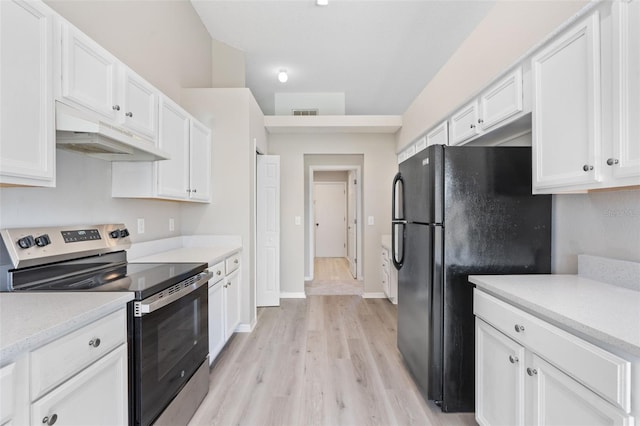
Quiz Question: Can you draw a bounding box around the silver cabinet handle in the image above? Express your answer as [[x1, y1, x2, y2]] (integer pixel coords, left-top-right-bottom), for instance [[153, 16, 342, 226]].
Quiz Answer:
[[216, 270, 222, 276], [606, 158, 619, 166], [192, 189, 197, 193], [470, 124, 476, 129], [583, 164, 594, 172], [112, 105, 120, 111], [43, 414, 58, 425], [186, 189, 191, 193], [514, 324, 525, 333], [477, 118, 484, 124], [527, 367, 538, 376], [89, 338, 101, 348], [234, 259, 239, 264], [509, 355, 519, 364], [125, 112, 133, 118]]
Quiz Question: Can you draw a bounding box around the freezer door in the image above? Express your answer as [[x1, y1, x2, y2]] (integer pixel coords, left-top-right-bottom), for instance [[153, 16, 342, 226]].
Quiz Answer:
[[399, 145, 443, 224], [397, 222, 443, 403]]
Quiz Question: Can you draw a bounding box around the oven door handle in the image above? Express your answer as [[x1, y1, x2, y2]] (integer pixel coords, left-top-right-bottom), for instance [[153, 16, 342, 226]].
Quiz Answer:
[[134, 270, 213, 317]]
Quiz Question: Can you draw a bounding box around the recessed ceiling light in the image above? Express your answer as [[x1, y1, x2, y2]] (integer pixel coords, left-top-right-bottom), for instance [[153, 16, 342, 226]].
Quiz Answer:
[[316, 0, 328, 6], [278, 70, 288, 83]]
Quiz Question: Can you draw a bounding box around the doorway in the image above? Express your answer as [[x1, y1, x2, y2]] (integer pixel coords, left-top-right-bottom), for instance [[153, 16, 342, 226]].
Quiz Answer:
[[306, 166, 363, 296]]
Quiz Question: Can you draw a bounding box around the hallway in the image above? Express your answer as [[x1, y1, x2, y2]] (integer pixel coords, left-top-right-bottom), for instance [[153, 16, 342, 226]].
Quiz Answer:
[[305, 258, 363, 296]]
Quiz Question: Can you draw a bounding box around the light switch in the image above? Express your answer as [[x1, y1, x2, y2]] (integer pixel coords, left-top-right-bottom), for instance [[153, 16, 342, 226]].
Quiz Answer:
[[295, 216, 301, 225], [169, 218, 175, 232], [137, 218, 145, 234], [368, 216, 374, 225]]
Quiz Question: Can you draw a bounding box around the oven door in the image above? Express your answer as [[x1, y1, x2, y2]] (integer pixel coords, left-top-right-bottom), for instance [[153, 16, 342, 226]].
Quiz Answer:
[[130, 281, 209, 426]]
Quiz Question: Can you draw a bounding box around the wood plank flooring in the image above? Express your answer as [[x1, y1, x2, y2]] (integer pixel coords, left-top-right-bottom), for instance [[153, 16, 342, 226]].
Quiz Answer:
[[188, 296, 476, 426], [306, 258, 364, 296]]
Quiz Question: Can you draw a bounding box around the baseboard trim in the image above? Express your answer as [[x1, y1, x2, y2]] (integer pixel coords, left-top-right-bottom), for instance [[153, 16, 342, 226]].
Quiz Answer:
[[235, 317, 257, 333], [304, 275, 312, 281], [280, 292, 307, 299], [363, 292, 387, 299]]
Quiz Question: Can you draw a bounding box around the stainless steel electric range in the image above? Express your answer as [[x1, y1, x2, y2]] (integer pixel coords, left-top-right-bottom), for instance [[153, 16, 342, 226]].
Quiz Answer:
[[0, 224, 212, 426]]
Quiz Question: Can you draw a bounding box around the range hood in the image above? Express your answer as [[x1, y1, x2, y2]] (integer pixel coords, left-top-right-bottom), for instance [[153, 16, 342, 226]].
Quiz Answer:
[[55, 102, 170, 161]]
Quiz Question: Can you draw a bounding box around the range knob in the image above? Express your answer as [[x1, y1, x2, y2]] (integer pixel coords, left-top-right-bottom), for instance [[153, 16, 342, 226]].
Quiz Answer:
[[109, 230, 120, 239], [35, 234, 51, 247], [120, 228, 130, 238], [17, 235, 35, 249]]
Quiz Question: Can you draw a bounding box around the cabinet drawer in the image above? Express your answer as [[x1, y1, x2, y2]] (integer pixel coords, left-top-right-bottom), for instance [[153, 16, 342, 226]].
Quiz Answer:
[[225, 253, 240, 275], [210, 261, 225, 284], [0, 363, 15, 424], [30, 309, 126, 401], [474, 290, 631, 412]]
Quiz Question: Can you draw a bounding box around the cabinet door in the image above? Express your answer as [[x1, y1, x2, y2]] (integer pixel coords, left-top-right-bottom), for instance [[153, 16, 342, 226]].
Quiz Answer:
[[612, 0, 640, 180], [532, 13, 601, 191], [30, 345, 127, 426], [157, 97, 190, 199], [120, 67, 157, 141], [480, 67, 523, 131], [0, 0, 55, 187], [188, 120, 211, 202], [208, 281, 226, 363], [60, 22, 118, 121], [224, 271, 240, 340], [450, 100, 480, 145], [476, 319, 526, 426], [426, 121, 448, 146], [527, 354, 632, 426]]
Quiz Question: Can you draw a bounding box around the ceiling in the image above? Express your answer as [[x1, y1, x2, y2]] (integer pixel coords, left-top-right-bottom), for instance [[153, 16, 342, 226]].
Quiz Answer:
[[191, 0, 495, 116]]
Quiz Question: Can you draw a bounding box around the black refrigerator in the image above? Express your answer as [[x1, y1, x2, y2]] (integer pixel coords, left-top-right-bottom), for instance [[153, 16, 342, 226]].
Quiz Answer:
[[391, 145, 551, 412]]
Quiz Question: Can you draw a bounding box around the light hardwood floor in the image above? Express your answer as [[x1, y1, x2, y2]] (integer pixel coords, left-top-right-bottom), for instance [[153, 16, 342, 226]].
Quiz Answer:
[[189, 296, 476, 426], [306, 258, 364, 296]]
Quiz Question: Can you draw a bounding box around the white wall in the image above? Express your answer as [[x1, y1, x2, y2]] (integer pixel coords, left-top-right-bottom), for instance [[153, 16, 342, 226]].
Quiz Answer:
[[553, 189, 640, 273], [1, 0, 212, 243], [269, 134, 396, 295], [314, 171, 348, 183], [211, 39, 246, 88]]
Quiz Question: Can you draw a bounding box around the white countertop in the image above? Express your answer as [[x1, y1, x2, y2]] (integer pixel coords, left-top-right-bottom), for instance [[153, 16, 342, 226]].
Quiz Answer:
[[131, 246, 241, 267], [469, 274, 640, 357], [0, 292, 133, 365]]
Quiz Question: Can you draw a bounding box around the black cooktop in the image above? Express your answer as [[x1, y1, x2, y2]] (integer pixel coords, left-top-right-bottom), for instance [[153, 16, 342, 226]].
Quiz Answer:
[[9, 261, 207, 300]]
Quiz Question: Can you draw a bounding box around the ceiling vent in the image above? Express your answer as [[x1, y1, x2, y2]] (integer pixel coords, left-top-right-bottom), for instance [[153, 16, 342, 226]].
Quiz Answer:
[[292, 109, 318, 116]]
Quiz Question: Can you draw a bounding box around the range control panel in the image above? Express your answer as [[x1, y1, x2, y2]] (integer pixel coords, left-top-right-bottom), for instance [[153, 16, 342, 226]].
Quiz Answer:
[[1, 224, 131, 269]]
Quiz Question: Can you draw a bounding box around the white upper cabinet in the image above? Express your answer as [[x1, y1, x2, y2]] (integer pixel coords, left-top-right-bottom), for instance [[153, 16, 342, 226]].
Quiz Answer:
[[479, 67, 523, 131], [450, 100, 480, 145], [0, 0, 55, 187], [188, 120, 212, 202], [119, 67, 158, 140], [112, 96, 211, 203], [58, 19, 159, 144], [157, 96, 190, 199], [612, 0, 640, 181], [426, 120, 448, 146], [450, 67, 524, 146], [59, 21, 119, 122], [531, 12, 601, 192]]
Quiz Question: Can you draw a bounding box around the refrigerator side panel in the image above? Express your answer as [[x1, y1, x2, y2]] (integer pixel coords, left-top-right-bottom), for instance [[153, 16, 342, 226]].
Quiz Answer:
[[397, 223, 436, 403]]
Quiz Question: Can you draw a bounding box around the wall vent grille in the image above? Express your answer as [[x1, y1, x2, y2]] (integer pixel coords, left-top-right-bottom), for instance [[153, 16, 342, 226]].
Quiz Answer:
[[292, 109, 319, 116]]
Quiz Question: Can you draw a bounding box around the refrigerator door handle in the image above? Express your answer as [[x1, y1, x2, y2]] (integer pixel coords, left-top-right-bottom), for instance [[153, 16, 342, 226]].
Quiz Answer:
[[391, 172, 406, 269]]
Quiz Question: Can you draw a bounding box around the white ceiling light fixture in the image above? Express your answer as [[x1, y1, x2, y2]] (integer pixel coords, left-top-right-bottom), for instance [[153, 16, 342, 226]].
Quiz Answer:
[[316, 0, 328, 6], [278, 70, 288, 83]]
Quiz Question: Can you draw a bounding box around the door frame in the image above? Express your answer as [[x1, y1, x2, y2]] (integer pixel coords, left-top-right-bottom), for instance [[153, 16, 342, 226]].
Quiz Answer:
[[308, 165, 362, 280]]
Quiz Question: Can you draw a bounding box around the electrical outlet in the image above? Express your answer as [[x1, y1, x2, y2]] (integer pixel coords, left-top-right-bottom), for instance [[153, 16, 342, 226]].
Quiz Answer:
[[137, 218, 145, 234], [169, 218, 175, 232], [295, 216, 301, 225], [368, 216, 375, 226]]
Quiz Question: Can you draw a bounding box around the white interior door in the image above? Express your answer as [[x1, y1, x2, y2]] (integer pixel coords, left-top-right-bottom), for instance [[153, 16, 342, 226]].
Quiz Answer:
[[346, 171, 357, 278], [314, 182, 346, 258], [257, 155, 280, 307]]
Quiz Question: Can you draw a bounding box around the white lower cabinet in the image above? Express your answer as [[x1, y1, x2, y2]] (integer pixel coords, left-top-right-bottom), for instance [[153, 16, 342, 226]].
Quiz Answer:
[[208, 253, 241, 365], [474, 289, 634, 426], [30, 345, 127, 426], [0, 308, 128, 425]]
